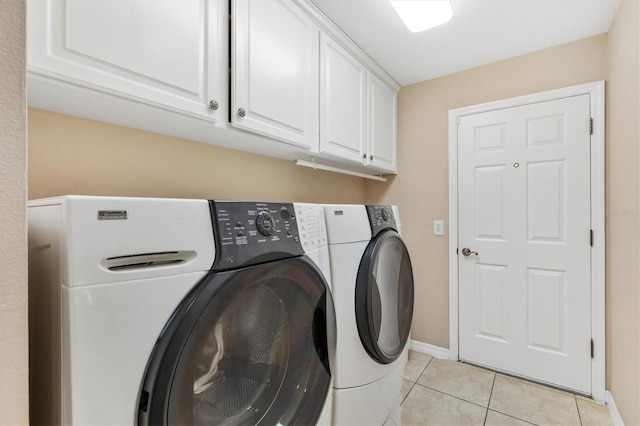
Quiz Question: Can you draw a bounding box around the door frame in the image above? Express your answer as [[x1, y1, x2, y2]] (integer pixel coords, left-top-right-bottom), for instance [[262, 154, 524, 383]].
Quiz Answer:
[[447, 81, 605, 402]]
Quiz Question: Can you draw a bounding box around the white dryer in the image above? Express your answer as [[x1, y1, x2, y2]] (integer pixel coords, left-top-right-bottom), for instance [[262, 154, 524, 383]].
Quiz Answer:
[[324, 204, 414, 426], [28, 196, 335, 426]]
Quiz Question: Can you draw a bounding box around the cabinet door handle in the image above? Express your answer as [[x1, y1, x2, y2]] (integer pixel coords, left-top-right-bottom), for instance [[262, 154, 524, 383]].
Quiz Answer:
[[238, 108, 246, 117], [369, 155, 373, 160], [362, 153, 366, 159], [209, 100, 219, 110]]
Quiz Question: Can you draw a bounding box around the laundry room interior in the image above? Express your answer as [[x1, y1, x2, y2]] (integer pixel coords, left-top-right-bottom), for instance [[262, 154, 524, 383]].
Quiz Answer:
[[2, 0, 640, 425]]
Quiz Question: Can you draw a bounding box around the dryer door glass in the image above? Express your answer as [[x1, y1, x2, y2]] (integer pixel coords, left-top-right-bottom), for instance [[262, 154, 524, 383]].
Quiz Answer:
[[356, 230, 414, 364], [138, 257, 335, 426]]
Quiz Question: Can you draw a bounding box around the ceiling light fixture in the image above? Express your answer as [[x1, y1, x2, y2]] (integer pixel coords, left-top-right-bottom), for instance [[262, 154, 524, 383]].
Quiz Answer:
[[389, 0, 453, 33]]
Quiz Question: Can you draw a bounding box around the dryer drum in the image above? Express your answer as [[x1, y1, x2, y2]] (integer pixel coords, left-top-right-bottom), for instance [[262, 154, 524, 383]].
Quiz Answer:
[[355, 229, 415, 364]]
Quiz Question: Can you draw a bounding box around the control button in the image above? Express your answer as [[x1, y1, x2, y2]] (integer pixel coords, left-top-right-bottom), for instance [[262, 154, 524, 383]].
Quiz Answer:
[[287, 230, 292, 236], [236, 221, 243, 227], [294, 236, 300, 242], [237, 231, 245, 237], [381, 209, 389, 221], [280, 208, 291, 220]]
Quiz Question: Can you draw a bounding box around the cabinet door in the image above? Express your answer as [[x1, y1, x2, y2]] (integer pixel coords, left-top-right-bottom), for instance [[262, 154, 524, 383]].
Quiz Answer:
[[232, 0, 319, 150], [28, 0, 219, 121], [320, 34, 367, 163], [367, 72, 397, 172]]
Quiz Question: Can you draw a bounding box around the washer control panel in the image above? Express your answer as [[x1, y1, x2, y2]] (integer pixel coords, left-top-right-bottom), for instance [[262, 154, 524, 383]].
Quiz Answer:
[[366, 205, 398, 237], [210, 201, 303, 270]]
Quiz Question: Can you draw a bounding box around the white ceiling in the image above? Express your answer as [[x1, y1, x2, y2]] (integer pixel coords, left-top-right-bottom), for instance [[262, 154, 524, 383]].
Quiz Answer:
[[309, 0, 621, 86]]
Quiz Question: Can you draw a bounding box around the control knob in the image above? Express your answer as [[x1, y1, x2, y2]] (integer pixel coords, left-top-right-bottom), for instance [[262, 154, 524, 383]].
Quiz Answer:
[[255, 211, 274, 236]]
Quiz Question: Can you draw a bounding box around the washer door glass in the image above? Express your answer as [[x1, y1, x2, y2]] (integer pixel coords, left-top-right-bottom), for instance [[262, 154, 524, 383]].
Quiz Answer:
[[138, 257, 334, 426], [356, 230, 414, 364]]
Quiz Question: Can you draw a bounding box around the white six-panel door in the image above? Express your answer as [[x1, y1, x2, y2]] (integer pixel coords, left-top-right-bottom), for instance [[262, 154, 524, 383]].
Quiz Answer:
[[457, 94, 592, 393]]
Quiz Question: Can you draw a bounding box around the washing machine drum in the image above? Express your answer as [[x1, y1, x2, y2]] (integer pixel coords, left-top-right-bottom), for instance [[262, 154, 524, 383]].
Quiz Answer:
[[356, 229, 414, 364], [137, 257, 334, 426]]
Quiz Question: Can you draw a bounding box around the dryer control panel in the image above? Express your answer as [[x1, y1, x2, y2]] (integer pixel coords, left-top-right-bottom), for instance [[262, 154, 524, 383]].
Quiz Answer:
[[294, 203, 328, 252], [366, 205, 398, 237], [210, 201, 304, 270]]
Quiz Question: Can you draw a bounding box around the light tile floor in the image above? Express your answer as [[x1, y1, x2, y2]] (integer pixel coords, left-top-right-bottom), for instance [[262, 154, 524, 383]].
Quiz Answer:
[[401, 351, 614, 426]]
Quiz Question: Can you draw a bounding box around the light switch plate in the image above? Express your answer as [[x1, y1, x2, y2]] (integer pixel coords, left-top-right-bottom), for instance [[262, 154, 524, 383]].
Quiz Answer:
[[434, 220, 444, 236]]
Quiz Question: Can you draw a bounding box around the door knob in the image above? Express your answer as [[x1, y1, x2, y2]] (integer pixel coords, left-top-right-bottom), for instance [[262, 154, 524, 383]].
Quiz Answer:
[[461, 248, 478, 257]]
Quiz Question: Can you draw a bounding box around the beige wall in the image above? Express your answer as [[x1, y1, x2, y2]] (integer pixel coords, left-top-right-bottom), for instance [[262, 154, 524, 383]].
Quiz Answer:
[[28, 109, 366, 204], [606, 1, 640, 424], [366, 34, 608, 349], [0, 0, 29, 424]]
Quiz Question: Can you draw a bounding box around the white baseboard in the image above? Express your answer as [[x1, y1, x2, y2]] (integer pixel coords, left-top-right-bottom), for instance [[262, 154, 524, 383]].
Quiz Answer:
[[410, 339, 450, 359], [606, 391, 624, 426]]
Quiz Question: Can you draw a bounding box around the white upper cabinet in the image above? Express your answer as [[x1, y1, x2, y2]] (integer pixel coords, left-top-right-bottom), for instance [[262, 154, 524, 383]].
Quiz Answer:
[[28, 0, 222, 121], [232, 0, 319, 150], [26, 0, 399, 175], [319, 34, 397, 172], [367, 72, 397, 171], [319, 34, 367, 164]]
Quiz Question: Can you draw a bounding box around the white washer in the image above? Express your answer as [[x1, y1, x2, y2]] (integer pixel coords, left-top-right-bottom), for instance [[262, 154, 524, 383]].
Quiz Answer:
[[324, 204, 414, 426], [28, 195, 335, 426]]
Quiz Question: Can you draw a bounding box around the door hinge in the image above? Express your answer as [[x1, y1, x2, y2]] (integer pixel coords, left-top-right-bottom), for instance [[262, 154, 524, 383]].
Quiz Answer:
[[589, 117, 594, 135], [590, 229, 594, 246], [590, 338, 594, 358]]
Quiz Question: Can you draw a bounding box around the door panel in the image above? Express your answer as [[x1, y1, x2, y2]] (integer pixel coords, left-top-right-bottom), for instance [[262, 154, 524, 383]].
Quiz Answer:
[[475, 263, 508, 342], [527, 268, 566, 353], [320, 34, 367, 162], [475, 165, 507, 240], [28, 0, 217, 120], [458, 94, 591, 393], [65, 1, 201, 94], [367, 72, 397, 171], [527, 161, 565, 242], [232, 0, 319, 149]]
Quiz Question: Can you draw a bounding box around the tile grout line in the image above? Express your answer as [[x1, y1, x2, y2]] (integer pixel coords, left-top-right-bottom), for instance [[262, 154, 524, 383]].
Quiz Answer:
[[414, 356, 433, 384], [488, 408, 538, 426], [416, 371, 538, 426], [483, 373, 497, 425], [406, 378, 534, 425], [412, 381, 491, 411], [574, 393, 584, 425], [400, 381, 415, 406], [405, 356, 587, 426], [401, 355, 434, 407]]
